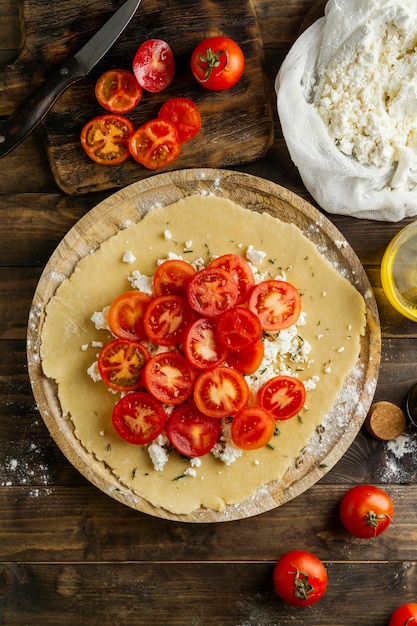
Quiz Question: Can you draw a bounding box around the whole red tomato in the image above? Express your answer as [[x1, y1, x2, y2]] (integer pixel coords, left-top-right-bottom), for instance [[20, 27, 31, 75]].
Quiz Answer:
[[340, 485, 394, 538], [190, 36, 245, 91], [273, 550, 328, 607], [389, 603, 417, 625]]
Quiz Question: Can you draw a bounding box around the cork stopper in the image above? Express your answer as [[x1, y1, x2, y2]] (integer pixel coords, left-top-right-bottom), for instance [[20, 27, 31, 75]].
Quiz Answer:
[[365, 401, 406, 441]]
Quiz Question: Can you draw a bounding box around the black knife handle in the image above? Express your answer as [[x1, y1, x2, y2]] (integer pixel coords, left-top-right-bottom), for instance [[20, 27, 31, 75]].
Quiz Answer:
[[0, 56, 86, 158]]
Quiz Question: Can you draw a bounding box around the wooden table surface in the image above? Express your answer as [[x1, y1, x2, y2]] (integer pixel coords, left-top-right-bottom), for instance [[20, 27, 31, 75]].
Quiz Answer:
[[1, 0, 417, 624]]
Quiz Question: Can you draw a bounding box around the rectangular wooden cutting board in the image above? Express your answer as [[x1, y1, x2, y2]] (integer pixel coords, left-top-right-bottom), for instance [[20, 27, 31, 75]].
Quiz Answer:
[[0, 0, 273, 194]]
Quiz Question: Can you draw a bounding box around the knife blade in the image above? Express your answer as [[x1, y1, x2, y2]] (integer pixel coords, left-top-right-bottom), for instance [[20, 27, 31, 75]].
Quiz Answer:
[[0, 0, 142, 159]]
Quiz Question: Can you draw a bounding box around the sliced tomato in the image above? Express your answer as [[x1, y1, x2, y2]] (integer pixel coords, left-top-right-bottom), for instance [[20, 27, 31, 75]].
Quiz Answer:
[[80, 114, 134, 165], [183, 317, 229, 370], [226, 339, 264, 375], [143, 351, 196, 405], [108, 291, 152, 341], [193, 365, 249, 418], [187, 267, 239, 317], [153, 259, 197, 297], [143, 295, 195, 346], [129, 119, 181, 170], [165, 402, 221, 457], [231, 405, 275, 450], [248, 280, 301, 331], [216, 306, 262, 352], [258, 375, 306, 420], [95, 69, 142, 113], [132, 39, 175, 93], [112, 391, 166, 444], [98, 338, 149, 392], [158, 97, 201, 143], [208, 254, 255, 304]]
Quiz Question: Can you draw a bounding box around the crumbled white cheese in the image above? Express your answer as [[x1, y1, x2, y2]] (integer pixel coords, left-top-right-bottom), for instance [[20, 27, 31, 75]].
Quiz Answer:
[[128, 271, 153, 294], [122, 250, 136, 264], [148, 434, 170, 471], [246, 245, 267, 266], [164, 230, 172, 240], [211, 421, 243, 466], [87, 361, 101, 383], [91, 307, 110, 331]]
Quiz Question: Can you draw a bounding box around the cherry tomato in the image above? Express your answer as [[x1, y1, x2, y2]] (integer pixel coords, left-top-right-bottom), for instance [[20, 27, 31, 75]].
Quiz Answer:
[[190, 36, 245, 91], [389, 604, 417, 626], [208, 254, 255, 304], [108, 291, 152, 341], [187, 267, 238, 317], [95, 69, 142, 113], [248, 280, 301, 331], [129, 119, 181, 170], [133, 39, 175, 93], [193, 365, 249, 418], [183, 317, 229, 370], [339, 485, 394, 538], [226, 340, 264, 375], [112, 391, 166, 445], [258, 375, 306, 420], [231, 405, 275, 450], [143, 295, 195, 346], [216, 306, 262, 352], [273, 550, 328, 607], [80, 114, 134, 165], [98, 338, 149, 392], [158, 97, 201, 143], [153, 259, 196, 297], [165, 402, 221, 457], [143, 351, 196, 405]]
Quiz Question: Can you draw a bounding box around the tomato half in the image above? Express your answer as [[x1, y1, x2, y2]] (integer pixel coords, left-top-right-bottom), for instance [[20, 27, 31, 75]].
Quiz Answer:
[[158, 97, 201, 143], [231, 405, 275, 450], [165, 402, 221, 457], [273, 550, 328, 607], [258, 375, 306, 420], [248, 280, 301, 331], [208, 254, 255, 304], [98, 338, 149, 392], [193, 365, 249, 418], [143, 351, 196, 405], [108, 291, 152, 341], [112, 391, 166, 444], [183, 317, 229, 370], [133, 39, 175, 93], [191, 36, 245, 91], [80, 114, 134, 165], [129, 119, 181, 170], [389, 604, 417, 626], [339, 485, 394, 538], [226, 340, 264, 375], [143, 295, 195, 346], [153, 259, 197, 297], [187, 267, 238, 317], [216, 306, 262, 352], [95, 69, 142, 113]]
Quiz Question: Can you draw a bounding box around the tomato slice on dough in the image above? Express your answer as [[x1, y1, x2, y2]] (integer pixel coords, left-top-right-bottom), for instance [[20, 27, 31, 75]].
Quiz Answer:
[[231, 405, 275, 450], [193, 365, 249, 418], [143, 351, 196, 405], [165, 402, 221, 457], [216, 306, 262, 352], [258, 375, 306, 420], [248, 280, 301, 330], [183, 317, 229, 370], [226, 339, 264, 375], [98, 338, 149, 392], [153, 259, 197, 297], [208, 254, 255, 304], [108, 291, 152, 341], [187, 267, 238, 317], [112, 391, 166, 445], [143, 294, 195, 346]]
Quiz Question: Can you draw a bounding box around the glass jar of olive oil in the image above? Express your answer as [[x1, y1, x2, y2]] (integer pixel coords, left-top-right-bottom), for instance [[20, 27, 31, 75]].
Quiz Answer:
[[381, 221, 417, 322]]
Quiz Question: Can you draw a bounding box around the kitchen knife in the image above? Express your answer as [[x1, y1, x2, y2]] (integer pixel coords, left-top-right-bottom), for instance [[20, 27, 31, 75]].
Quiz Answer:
[[0, 0, 142, 158]]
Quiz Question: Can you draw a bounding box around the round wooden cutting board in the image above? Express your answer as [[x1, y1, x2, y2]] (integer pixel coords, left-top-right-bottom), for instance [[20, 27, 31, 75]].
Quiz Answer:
[[27, 168, 381, 522]]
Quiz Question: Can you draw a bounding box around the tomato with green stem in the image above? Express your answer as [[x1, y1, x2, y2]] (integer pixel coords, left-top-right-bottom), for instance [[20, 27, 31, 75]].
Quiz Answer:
[[339, 485, 394, 538], [191, 36, 245, 91], [273, 550, 328, 607], [389, 604, 417, 626]]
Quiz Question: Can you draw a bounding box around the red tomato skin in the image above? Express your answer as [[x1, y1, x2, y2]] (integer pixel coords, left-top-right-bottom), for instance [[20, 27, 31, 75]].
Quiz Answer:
[[193, 365, 249, 418], [216, 306, 262, 352], [248, 280, 301, 331], [143, 295, 195, 346], [80, 114, 134, 165], [97, 338, 149, 392], [183, 317, 229, 370], [133, 39, 175, 93], [340, 485, 394, 538], [158, 97, 201, 143], [143, 351, 196, 405], [226, 340, 264, 375], [208, 253, 255, 304], [187, 267, 239, 317], [389, 604, 417, 626], [191, 36, 245, 91], [273, 550, 328, 607], [165, 402, 221, 457], [112, 391, 166, 445], [153, 259, 197, 297], [258, 375, 306, 420], [129, 119, 181, 170], [95, 69, 142, 113], [231, 405, 275, 450], [108, 291, 152, 341]]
